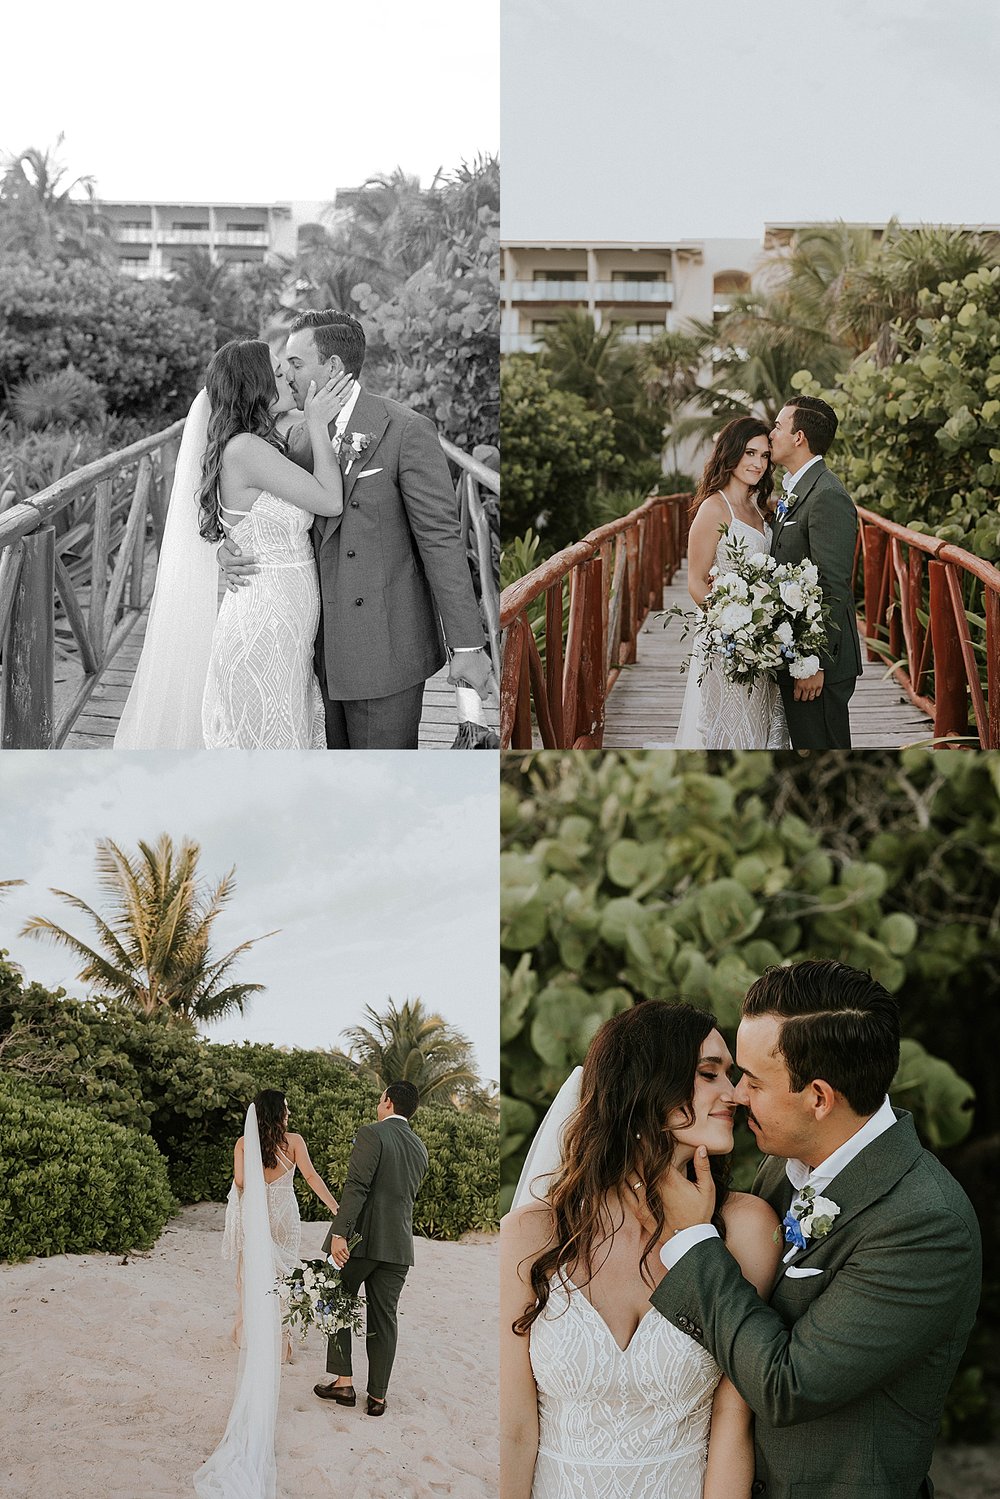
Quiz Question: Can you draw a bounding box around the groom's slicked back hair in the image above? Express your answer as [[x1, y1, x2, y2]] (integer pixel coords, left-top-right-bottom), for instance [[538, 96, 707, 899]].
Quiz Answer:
[[787, 395, 838, 456], [742, 960, 899, 1115], [385, 1080, 419, 1118], [290, 309, 366, 377]]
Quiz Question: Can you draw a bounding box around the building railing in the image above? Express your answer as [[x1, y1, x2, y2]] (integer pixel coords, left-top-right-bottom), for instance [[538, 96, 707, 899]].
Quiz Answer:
[[503, 279, 674, 302], [500, 333, 542, 354], [0, 420, 499, 749], [499, 494, 690, 749], [856, 507, 1000, 747]]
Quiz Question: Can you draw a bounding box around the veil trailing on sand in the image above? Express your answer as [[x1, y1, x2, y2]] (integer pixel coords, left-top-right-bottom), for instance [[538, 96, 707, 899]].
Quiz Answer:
[[194, 1102, 280, 1499], [114, 389, 218, 749], [511, 1068, 583, 1211]]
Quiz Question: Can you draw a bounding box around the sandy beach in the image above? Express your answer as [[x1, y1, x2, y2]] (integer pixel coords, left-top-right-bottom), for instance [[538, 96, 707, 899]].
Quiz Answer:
[[0, 1205, 498, 1499]]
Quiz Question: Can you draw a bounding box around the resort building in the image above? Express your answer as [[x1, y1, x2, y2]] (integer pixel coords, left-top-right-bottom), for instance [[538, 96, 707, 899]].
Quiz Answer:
[[94, 200, 351, 279], [500, 237, 762, 352]]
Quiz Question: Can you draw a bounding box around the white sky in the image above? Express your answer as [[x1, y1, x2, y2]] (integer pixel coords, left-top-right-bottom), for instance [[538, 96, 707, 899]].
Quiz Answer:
[[0, 753, 499, 1078], [1, 0, 498, 202], [502, 0, 1000, 241]]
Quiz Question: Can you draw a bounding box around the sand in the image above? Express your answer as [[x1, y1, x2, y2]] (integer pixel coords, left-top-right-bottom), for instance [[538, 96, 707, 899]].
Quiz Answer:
[[0, 1205, 498, 1499]]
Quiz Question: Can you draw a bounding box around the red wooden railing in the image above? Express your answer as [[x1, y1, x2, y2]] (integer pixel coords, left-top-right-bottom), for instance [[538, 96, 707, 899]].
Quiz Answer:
[[856, 507, 1000, 748], [500, 494, 690, 749]]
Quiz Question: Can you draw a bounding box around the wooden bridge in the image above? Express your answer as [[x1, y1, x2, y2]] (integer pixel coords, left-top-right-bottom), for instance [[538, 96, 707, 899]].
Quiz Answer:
[[500, 493, 1000, 751], [0, 422, 499, 750]]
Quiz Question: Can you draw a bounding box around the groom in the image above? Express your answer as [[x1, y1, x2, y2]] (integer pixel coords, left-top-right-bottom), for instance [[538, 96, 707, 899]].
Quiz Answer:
[[223, 309, 496, 748], [769, 396, 863, 749], [314, 1082, 429, 1417], [654, 960, 981, 1499]]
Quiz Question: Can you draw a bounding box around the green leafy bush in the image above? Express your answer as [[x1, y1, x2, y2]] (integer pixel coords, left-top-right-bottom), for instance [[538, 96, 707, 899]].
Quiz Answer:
[[501, 356, 625, 553], [0, 256, 215, 422], [0, 1073, 175, 1261], [794, 265, 1000, 560], [10, 367, 107, 428]]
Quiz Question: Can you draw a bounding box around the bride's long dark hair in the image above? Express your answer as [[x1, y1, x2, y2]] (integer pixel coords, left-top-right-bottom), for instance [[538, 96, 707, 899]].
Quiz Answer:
[[197, 339, 287, 542], [512, 1001, 730, 1336], [254, 1089, 289, 1171], [691, 416, 774, 516]]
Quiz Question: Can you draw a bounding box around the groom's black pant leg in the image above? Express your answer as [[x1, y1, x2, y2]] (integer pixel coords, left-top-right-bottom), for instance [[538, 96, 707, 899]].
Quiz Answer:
[[323, 685, 424, 749], [326, 1258, 410, 1398], [779, 674, 855, 749]]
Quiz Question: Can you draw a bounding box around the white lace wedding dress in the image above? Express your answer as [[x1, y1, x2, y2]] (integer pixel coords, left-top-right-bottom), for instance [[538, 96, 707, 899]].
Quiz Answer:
[[674, 495, 789, 749], [529, 1276, 721, 1499], [202, 493, 325, 749], [220, 1148, 302, 1293]]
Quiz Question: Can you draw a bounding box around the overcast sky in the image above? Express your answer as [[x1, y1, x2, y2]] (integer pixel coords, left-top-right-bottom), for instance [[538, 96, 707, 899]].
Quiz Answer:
[[502, 0, 1000, 241], [0, 753, 498, 1079], [1, 0, 498, 202]]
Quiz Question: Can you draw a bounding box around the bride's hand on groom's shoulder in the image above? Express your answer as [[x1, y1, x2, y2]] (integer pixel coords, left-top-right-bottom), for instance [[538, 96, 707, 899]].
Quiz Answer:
[[661, 1147, 717, 1234]]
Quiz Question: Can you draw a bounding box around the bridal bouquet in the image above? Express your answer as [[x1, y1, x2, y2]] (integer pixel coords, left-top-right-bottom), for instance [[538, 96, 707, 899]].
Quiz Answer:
[[673, 535, 828, 688], [274, 1251, 365, 1339]]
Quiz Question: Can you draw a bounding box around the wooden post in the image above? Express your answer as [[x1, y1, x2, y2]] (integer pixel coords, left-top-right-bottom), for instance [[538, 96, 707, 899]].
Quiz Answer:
[[863, 524, 888, 663], [545, 583, 565, 747], [986, 587, 1000, 750], [928, 559, 968, 741], [90, 478, 112, 664], [573, 558, 606, 748], [2, 527, 55, 749], [908, 549, 926, 696]]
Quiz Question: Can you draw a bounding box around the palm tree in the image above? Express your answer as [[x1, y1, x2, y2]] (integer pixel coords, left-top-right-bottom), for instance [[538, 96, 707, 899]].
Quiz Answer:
[[20, 835, 275, 1024], [0, 880, 25, 899], [0, 137, 113, 263], [637, 326, 714, 471], [341, 997, 480, 1107]]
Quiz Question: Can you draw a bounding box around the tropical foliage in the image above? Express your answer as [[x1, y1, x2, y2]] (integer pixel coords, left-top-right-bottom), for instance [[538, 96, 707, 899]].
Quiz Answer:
[[0, 137, 114, 265], [19, 835, 274, 1025], [340, 997, 483, 1109]]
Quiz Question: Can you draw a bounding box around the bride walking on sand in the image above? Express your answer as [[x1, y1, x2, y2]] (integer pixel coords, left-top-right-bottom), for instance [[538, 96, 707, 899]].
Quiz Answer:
[[194, 1091, 341, 1499]]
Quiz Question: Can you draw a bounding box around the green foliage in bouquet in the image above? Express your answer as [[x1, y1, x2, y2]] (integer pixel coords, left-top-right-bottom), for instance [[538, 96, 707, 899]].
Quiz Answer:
[[501, 356, 625, 554], [0, 257, 215, 422], [277, 1240, 365, 1340], [500, 752, 976, 1210], [793, 266, 1000, 561], [0, 1072, 175, 1262]]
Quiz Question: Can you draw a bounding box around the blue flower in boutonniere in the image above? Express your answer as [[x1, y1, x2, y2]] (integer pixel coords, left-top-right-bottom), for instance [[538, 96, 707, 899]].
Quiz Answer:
[[775, 1184, 841, 1249], [776, 492, 798, 522]]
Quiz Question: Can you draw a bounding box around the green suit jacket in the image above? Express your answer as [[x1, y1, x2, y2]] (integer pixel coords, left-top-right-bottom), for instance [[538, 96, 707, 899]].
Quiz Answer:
[[322, 1117, 429, 1267], [650, 1112, 981, 1499], [771, 459, 863, 684]]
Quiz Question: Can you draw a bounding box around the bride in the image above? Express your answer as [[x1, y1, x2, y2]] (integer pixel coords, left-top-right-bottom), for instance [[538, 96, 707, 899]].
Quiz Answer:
[[673, 418, 790, 750], [499, 1002, 781, 1499], [194, 1090, 342, 1498], [114, 341, 351, 750]]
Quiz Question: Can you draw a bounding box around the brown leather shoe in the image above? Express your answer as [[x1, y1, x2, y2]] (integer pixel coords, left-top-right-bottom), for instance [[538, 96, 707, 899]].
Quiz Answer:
[[366, 1395, 387, 1417], [314, 1382, 356, 1406]]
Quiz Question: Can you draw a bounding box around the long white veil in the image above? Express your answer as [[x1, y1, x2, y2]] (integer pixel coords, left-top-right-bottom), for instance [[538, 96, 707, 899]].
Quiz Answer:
[[114, 389, 219, 749], [194, 1102, 280, 1499], [511, 1068, 583, 1210]]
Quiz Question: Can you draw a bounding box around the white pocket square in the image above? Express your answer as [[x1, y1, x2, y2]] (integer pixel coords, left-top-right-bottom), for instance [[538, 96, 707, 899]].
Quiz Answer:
[[356, 467, 383, 478], [785, 1266, 823, 1278], [781, 520, 798, 527]]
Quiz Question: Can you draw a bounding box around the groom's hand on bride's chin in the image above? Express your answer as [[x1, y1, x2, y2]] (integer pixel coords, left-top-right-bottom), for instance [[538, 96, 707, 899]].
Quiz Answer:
[[662, 1148, 716, 1232]]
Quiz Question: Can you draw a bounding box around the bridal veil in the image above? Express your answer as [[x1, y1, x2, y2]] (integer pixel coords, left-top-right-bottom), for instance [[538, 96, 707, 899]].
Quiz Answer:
[[511, 1068, 582, 1211], [114, 389, 218, 749], [194, 1102, 280, 1499]]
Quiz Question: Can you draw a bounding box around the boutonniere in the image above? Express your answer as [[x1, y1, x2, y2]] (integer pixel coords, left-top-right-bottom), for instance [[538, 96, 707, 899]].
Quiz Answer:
[[775, 1185, 841, 1251], [339, 430, 372, 461], [776, 491, 798, 521]]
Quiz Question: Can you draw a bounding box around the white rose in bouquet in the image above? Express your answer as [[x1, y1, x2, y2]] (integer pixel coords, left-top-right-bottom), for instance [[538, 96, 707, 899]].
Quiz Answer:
[[789, 654, 821, 679], [779, 580, 805, 612], [718, 602, 754, 632], [775, 620, 794, 647]]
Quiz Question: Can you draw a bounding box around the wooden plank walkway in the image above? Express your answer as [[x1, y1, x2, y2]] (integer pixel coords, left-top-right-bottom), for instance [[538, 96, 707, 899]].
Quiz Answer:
[[604, 563, 933, 749], [61, 600, 498, 751]]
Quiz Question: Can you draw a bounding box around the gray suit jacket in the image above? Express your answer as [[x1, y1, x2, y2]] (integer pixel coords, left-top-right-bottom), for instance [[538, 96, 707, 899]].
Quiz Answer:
[[770, 458, 863, 684], [651, 1112, 981, 1499], [290, 388, 484, 701], [322, 1118, 429, 1267]]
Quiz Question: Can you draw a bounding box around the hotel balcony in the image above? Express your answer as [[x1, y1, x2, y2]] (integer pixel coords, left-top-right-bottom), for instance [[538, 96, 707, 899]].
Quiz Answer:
[[115, 226, 154, 243], [503, 279, 673, 303], [500, 332, 542, 354], [216, 229, 269, 246], [158, 228, 211, 245]]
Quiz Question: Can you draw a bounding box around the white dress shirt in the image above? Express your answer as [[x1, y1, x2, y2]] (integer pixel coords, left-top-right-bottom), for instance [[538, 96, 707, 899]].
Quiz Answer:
[[782, 454, 822, 494], [332, 380, 362, 446], [661, 1095, 898, 1270]]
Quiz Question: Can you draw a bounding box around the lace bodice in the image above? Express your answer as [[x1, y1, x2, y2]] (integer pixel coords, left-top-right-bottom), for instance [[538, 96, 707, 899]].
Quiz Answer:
[[202, 491, 325, 749], [222, 1159, 302, 1277], [529, 1278, 721, 1499], [223, 490, 316, 567]]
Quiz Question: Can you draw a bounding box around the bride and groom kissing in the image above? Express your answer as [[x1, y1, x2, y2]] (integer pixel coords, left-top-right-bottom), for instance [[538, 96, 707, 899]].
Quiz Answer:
[[195, 1081, 428, 1496], [116, 308, 497, 751], [501, 961, 981, 1499], [674, 395, 864, 751]]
